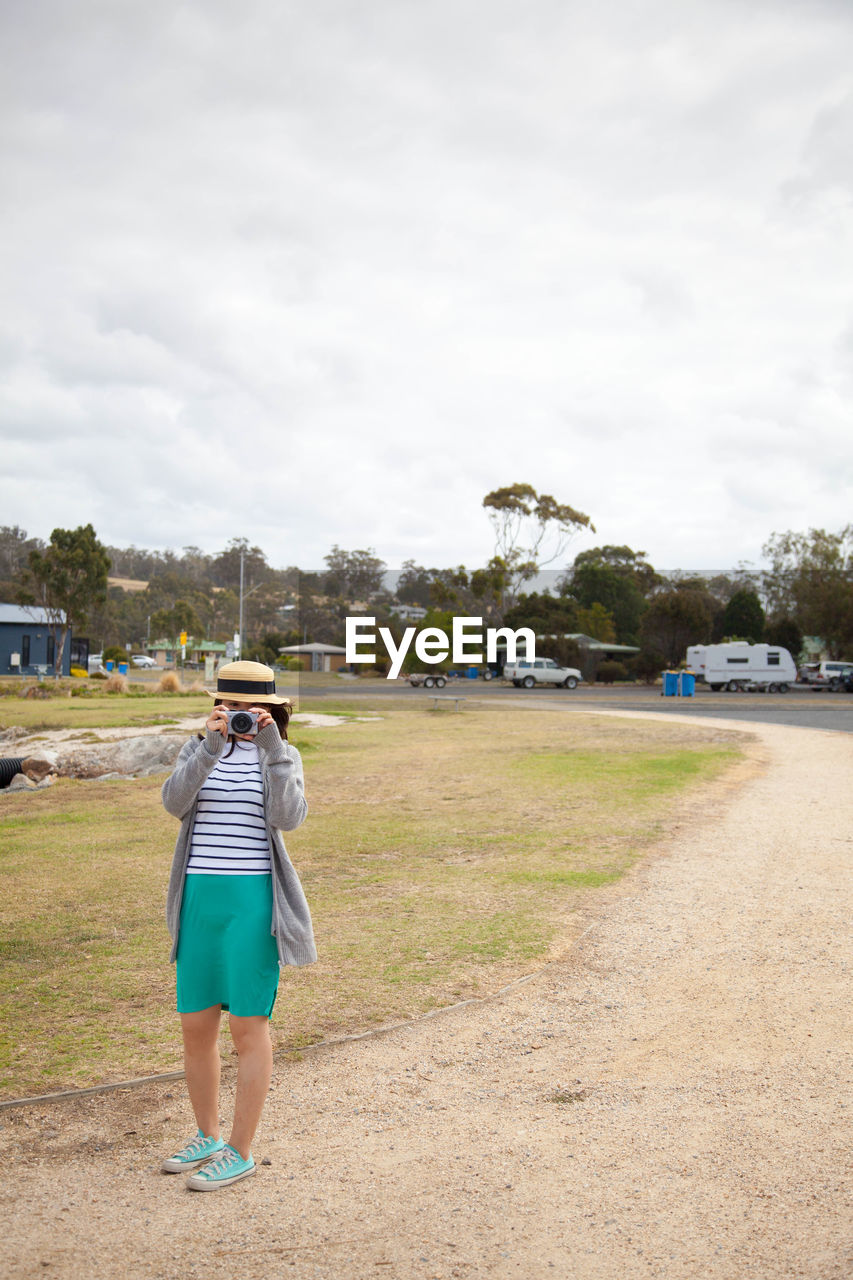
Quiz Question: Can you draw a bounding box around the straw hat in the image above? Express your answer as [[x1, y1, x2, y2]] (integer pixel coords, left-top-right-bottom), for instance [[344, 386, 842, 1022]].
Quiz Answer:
[[206, 660, 289, 705]]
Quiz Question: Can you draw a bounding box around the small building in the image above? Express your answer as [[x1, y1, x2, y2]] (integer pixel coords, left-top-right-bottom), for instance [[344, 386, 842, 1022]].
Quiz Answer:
[[279, 642, 349, 673], [148, 637, 228, 670], [801, 636, 827, 661], [0, 604, 73, 677], [148, 637, 177, 668], [189, 640, 228, 670], [392, 604, 428, 623]]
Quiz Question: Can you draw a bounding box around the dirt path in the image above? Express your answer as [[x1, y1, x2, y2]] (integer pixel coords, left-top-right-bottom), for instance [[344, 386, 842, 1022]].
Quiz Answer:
[[2, 715, 851, 1279]]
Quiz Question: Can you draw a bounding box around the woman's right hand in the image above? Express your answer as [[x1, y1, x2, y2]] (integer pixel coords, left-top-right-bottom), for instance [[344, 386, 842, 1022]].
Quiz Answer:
[[206, 706, 229, 738]]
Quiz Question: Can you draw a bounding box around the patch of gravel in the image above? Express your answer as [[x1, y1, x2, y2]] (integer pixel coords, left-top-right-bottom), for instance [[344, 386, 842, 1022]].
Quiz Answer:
[[1, 714, 850, 1279]]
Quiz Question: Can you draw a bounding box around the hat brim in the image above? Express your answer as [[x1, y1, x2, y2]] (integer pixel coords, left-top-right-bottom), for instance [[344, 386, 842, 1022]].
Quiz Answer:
[[205, 688, 290, 706]]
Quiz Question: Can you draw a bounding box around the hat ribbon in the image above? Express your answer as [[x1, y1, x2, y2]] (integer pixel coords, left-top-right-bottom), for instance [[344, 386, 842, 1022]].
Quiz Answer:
[[217, 677, 277, 695]]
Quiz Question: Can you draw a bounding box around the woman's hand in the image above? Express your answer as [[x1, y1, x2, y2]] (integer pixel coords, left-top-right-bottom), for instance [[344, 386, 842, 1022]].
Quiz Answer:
[[207, 702, 273, 740], [206, 705, 230, 738], [248, 706, 274, 735]]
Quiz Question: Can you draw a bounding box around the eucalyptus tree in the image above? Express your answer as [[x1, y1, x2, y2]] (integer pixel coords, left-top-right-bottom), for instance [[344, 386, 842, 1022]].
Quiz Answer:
[[18, 524, 110, 677]]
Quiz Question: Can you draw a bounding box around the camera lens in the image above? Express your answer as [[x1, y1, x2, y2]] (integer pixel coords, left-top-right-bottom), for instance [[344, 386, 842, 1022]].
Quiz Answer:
[[230, 711, 253, 734]]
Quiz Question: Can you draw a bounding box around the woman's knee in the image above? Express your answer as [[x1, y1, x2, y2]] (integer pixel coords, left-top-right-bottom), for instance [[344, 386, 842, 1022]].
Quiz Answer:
[[229, 1014, 271, 1055], [181, 1006, 222, 1051]]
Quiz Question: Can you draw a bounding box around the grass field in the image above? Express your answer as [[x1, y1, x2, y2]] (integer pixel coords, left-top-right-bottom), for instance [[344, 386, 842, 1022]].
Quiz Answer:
[[0, 697, 740, 1099], [0, 690, 211, 732]]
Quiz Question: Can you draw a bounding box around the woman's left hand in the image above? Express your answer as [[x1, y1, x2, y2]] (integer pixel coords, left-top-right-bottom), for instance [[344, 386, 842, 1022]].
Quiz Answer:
[[251, 706, 274, 732]]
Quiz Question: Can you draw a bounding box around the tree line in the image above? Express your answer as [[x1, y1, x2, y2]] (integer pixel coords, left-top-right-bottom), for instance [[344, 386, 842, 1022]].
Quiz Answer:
[[2, 487, 851, 677]]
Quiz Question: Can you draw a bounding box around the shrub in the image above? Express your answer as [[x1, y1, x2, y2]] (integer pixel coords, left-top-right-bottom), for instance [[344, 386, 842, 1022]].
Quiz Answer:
[[104, 673, 129, 694], [157, 671, 182, 693], [103, 645, 129, 665], [69, 666, 88, 679], [633, 648, 666, 684], [90, 670, 108, 681], [596, 659, 629, 684], [537, 636, 583, 669]]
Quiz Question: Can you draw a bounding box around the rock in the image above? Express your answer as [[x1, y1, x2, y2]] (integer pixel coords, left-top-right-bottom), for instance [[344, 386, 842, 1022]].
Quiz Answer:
[[21, 757, 55, 782], [57, 735, 184, 779], [5, 773, 36, 792], [0, 726, 29, 744]]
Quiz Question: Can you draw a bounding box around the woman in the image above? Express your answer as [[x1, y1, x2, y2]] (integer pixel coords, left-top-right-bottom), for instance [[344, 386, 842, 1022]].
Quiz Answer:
[[160, 660, 315, 1191]]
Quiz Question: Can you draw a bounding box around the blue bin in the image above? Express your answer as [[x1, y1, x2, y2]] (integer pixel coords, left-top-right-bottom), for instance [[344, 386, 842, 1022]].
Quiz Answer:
[[662, 671, 678, 696], [466, 666, 479, 679], [105, 660, 114, 673], [679, 672, 696, 697], [118, 662, 129, 676]]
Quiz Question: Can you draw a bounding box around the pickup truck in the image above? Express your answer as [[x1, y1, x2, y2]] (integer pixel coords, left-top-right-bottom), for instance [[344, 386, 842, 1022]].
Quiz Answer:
[[503, 658, 583, 689]]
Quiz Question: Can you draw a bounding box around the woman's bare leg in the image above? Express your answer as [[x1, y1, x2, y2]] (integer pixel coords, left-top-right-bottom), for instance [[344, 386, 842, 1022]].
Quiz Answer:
[[227, 1014, 273, 1160], [180, 1006, 222, 1138]]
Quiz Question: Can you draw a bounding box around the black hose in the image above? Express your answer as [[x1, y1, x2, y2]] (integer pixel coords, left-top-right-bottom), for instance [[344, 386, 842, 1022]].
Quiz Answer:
[[0, 758, 24, 788]]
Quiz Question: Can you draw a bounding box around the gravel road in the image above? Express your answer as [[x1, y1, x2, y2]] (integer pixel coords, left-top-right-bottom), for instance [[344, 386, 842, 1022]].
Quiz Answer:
[[2, 713, 851, 1279]]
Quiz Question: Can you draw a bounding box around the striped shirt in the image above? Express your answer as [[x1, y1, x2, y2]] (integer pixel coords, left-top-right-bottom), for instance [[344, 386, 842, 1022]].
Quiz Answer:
[[187, 740, 271, 875]]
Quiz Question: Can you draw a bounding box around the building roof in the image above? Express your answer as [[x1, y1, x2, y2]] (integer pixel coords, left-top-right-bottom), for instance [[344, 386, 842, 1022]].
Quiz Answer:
[[0, 603, 66, 625], [545, 632, 640, 655], [280, 642, 348, 655]]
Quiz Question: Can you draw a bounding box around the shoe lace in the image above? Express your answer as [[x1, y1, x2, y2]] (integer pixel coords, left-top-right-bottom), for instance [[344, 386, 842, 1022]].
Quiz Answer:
[[205, 1145, 240, 1175], [182, 1131, 212, 1159]]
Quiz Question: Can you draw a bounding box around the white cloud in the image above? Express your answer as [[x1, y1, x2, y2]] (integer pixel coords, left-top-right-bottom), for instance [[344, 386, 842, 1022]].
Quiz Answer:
[[1, 0, 852, 573]]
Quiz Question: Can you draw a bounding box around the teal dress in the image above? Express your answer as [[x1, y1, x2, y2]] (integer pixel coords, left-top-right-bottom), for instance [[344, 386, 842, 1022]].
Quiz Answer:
[[176, 874, 280, 1017], [175, 740, 281, 1017]]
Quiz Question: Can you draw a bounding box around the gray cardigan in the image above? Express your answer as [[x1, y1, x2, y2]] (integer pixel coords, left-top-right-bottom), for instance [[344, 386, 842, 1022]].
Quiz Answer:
[[162, 724, 317, 967]]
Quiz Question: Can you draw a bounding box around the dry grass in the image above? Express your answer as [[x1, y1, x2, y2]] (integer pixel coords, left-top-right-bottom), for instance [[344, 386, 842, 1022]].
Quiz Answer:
[[0, 692, 209, 732], [156, 672, 182, 693], [0, 699, 741, 1099], [103, 673, 129, 694]]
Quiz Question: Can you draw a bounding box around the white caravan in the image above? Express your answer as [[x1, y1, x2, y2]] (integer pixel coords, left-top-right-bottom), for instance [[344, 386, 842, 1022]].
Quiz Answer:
[[686, 642, 797, 692]]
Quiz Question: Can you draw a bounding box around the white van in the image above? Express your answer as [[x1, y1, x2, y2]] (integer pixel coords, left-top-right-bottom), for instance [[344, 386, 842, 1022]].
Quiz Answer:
[[686, 642, 797, 692]]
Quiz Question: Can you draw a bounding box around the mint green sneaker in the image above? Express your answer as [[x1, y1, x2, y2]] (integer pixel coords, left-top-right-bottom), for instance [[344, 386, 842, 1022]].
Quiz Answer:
[[161, 1130, 225, 1173], [186, 1143, 256, 1191]]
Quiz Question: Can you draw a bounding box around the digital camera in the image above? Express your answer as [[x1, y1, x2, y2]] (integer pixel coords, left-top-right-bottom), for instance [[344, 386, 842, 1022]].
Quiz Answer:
[[226, 709, 259, 736]]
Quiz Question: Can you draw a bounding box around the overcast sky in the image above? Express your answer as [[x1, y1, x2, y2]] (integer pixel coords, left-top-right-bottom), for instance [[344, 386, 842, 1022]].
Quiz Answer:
[[1, 0, 851, 575]]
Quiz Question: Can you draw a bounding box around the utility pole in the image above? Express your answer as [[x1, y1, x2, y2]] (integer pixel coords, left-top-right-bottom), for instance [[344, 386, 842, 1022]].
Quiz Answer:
[[238, 545, 245, 660]]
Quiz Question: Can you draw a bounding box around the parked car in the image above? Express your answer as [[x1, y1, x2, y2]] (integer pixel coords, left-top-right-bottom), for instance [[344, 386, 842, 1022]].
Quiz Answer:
[[797, 661, 853, 690], [131, 654, 158, 668], [839, 669, 853, 693], [503, 658, 583, 689]]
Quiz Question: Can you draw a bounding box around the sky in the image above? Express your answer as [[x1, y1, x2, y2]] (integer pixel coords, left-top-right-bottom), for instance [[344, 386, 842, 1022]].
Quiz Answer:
[[1, 0, 852, 576]]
